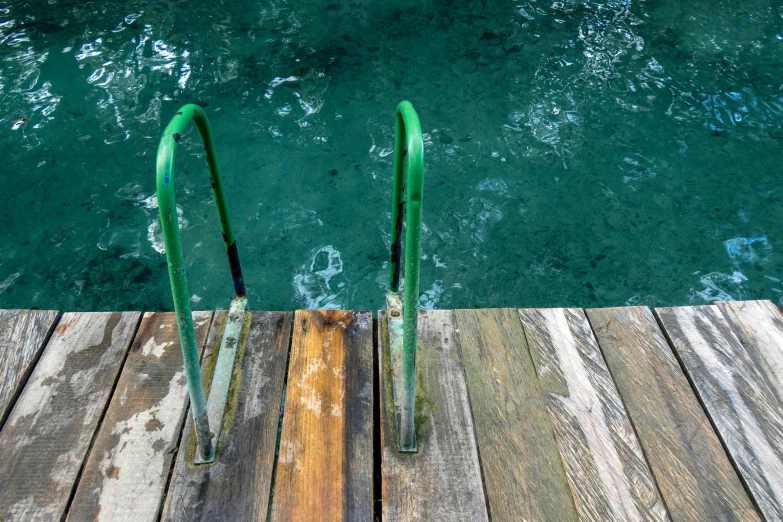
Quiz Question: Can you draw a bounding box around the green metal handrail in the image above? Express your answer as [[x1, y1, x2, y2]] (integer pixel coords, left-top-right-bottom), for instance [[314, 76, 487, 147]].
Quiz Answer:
[[386, 100, 424, 452], [156, 104, 247, 464]]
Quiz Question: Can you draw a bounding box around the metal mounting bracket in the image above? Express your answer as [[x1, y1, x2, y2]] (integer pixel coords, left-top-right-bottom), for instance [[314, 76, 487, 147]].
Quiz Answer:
[[193, 296, 247, 464]]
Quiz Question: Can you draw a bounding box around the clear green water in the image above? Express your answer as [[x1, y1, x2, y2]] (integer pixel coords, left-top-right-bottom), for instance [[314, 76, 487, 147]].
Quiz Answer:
[[1, 0, 782, 312]]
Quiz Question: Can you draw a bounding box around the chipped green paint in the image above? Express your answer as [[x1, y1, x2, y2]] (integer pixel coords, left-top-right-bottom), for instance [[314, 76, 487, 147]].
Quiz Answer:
[[386, 100, 425, 452], [156, 104, 247, 463]]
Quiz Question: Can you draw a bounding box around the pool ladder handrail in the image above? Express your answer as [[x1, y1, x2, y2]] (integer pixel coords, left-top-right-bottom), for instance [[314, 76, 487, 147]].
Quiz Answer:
[[386, 100, 424, 452], [156, 104, 247, 464]]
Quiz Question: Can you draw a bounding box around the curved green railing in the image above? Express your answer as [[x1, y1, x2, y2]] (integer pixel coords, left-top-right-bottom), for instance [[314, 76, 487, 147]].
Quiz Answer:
[[386, 100, 424, 452], [156, 104, 247, 463]]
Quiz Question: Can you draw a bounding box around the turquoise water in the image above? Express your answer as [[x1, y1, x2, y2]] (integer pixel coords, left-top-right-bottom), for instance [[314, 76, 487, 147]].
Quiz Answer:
[[1, 0, 782, 312]]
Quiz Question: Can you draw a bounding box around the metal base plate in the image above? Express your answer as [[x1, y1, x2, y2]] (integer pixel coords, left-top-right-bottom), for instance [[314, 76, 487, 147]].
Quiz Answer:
[[194, 296, 247, 464], [386, 291, 417, 452]]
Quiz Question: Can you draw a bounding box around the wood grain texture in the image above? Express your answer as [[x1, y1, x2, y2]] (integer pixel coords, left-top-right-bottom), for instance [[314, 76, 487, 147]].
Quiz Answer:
[[587, 306, 760, 522], [717, 300, 783, 407], [0, 309, 60, 427], [379, 310, 489, 522], [518, 307, 669, 522], [656, 305, 783, 522], [67, 311, 213, 522], [162, 311, 293, 522], [455, 308, 578, 522], [271, 310, 373, 522], [0, 312, 141, 521]]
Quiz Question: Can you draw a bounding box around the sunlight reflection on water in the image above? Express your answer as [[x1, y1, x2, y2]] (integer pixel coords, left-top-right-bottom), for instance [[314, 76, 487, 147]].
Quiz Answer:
[[1, 0, 782, 311]]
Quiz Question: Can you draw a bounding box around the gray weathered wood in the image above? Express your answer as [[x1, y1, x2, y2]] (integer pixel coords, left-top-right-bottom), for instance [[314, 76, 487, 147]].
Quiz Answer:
[[518, 307, 669, 522], [271, 310, 373, 522], [68, 311, 213, 522], [0, 309, 60, 427], [587, 306, 760, 521], [717, 300, 783, 407], [379, 310, 489, 522], [162, 311, 293, 522], [455, 308, 578, 522], [0, 312, 141, 521], [656, 305, 783, 521]]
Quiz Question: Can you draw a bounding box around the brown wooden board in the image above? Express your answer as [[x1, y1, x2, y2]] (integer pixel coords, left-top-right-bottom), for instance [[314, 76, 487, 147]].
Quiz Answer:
[[0, 312, 141, 521], [518, 308, 669, 522], [717, 300, 783, 407], [67, 311, 213, 521], [0, 309, 60, 428], [455, 308, 578, 522], [270, 310, 373, 522], [656, 305, 783, 521], [587, 306, 760, 521], [162, 311, 293, 522], [379, 310, 489, 522]]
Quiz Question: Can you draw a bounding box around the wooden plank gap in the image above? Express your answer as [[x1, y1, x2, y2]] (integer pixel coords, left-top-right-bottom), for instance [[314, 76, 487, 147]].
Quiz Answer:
[[518, 307, 669, 522], [587, 306, 760, 521], [270, 310, 374, 522], [717, 300, 783, 407], [156, 311, 218, 522], [162, 311, 294, 521], [67, 311, 214, 522], [378, 310, 489, 522], [371, 316, 382, 522], [455, 308, 578, 522], [0, 310, 61, 431], [63, 311, 145, 521], [654, 306, 783, 521], [260, 312, 297, 522], [0, 311, 143, 520]]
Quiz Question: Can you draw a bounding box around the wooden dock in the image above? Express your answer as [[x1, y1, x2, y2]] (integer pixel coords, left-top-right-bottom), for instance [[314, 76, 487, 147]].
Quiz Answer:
[[0, 301, 782, 521]]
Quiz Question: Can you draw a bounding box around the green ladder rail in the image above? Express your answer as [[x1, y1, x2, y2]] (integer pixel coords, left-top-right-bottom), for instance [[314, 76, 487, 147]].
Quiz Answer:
[[386, 100, 424, 452], [156, 104, 247, 464]]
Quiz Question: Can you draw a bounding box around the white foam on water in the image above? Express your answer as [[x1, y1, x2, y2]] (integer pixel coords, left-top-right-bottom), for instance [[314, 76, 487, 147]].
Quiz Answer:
[[419, 281, 444, 309], [690, 271, 748, 302], [0, 271, 22, 294], [455, 198, 504, 259], [476, 178, 509, 196], [724, 236, 770, 264], [293, 245, 345, 309]]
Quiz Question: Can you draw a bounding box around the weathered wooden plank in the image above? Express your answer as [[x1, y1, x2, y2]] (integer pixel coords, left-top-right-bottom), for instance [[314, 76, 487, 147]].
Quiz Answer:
[[270, 310, 373, 522], [454, 308, 578, 522], [0, 312, 141, 521], [656, 305, 783, 521], [587, 306, 760, 521], [162, 311, 293, 522], [67, 311, 213, 522], [518, 307, 669, 522], [717, 300, 783, 407], [379, 310, 489, 522], [0, 309, 60, 428]]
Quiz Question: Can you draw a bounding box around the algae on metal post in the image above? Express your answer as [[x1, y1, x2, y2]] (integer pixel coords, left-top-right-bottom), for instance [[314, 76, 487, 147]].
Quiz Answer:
[[183, 310, 253, 467], [380, 315, 398, 449], [382, 315, 434, 448], [413, 339, 435, 438], [217, 310, 253, 443], [183, 311, 226, 468]]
